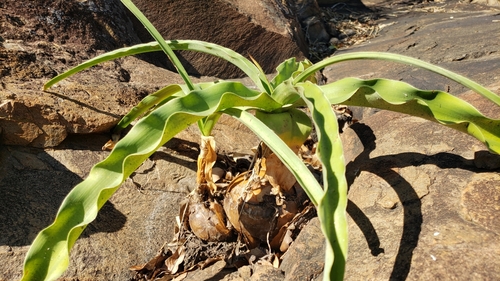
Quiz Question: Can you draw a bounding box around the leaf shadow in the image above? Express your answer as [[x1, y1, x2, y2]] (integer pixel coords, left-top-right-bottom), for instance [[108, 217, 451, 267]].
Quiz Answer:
[[345, 122, 488, 280], [0, 145, 126, 247]]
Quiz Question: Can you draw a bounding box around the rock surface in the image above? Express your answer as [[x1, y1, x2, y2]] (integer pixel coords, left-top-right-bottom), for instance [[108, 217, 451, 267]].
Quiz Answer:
[[1, 0, 500, 280], [323, 0, 500, 100], [0, 0, 306, 148], [342, 106, 500, 281], [130, 0, 307, 77]]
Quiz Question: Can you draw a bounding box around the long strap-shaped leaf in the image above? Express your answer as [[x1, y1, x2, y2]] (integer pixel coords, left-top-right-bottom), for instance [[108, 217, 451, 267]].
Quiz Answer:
[[21, 82, 282, 281], [121, 0, 195, 91], [43, 40, 271, 94], [293, 52, 500, 107], [224, 81, 350, 281], [299, 81, 349, 281], [321, 77, 500, 153], [112, 81, 221, 135], [112, 84, 184, 134]]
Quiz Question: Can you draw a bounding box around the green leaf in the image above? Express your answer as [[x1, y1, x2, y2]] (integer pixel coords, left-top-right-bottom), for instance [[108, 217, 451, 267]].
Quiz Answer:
[[113, 84, 184, 135], [321, 77, 500, 153], [270, 58, 301, 88], [254, 108, 312, 151], [43, 40, 271, 94], [294, 52, 500, 107], [121, 0, 195, 91], [298, 81, 349, 281], [112, 81, 221, 136], [21, 81, 282, 281], [270, 79, 302, 106]]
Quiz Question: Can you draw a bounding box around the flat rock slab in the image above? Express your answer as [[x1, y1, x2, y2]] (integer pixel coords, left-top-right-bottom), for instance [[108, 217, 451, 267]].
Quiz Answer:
[[0, 115, 261, 280], [341, 109, 500, 280], [324, 1, 500, 100]]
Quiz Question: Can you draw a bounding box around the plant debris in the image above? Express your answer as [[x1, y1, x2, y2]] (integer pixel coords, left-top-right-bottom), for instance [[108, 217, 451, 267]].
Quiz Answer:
[[129, 106, 355, 280]]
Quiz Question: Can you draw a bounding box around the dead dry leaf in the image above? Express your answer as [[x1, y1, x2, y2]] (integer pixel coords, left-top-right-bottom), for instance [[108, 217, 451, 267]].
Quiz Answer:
[[165, 246, 186, 274], [171, 272, 187, 281], [264, 153, 297, 195], [129, 250, 168, 271], [196, 135, 218, 193]]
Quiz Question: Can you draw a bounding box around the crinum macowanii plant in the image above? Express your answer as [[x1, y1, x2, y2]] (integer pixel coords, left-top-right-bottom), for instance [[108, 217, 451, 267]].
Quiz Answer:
[[22, 1, 500, 280]]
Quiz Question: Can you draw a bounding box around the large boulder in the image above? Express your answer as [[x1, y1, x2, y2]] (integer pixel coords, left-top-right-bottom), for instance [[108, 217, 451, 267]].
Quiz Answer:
[[131, 0, 308, 77], [0, 0, 167, 147], [0, 0, 308, 148]]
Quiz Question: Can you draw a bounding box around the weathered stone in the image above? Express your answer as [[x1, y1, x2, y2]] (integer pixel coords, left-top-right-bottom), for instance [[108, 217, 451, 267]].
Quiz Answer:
[[461, 173, 500, 235], [341, 108, 500, 280], [250, 262, 285, 281], [131, 0, 307, 77], [293, 0, 323, 22], [323, 2, 500, 96], [0, 54, 176, 147], [474, 150, 500, 170], [303, 16, 331, 43], [183, 260, 227, 281], [0, 0, 152, 147], [472, 0, 500, 6], [280, 217, 325, 281], [290, 0, 332, 49], [0, 0, 140, 57], [0, 0, 307, 147], [316, 0, 366, 7], [340, 125, 364, 164]]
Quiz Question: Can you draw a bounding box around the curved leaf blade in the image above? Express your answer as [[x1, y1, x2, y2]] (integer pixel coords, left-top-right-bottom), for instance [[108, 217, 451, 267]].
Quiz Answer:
[[294, 52, 500, 107], [43, 40, 271, 93], [113, 84, 184, 134], [254, 108, 312, 152], [21, 82, 282, 281], [121, 0, 195, 91], [298, 82, 349, 281], [270, 58, 301, 88], [321, 77, 500, 153]]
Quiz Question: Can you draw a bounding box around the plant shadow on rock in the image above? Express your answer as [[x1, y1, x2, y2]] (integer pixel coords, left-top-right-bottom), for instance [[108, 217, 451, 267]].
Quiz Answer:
[[45, 91, 123, 120], [345, 122, 495, 280], [0, 138, 126, 247]]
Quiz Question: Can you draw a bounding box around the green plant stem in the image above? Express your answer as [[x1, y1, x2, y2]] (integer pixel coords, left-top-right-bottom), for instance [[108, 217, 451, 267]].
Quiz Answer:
[[200, 113, 222, 136]]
